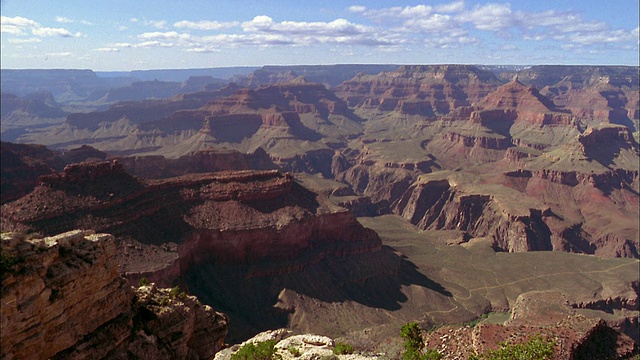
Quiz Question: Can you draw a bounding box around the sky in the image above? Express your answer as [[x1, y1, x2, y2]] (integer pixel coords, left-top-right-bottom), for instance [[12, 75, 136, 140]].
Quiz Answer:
[[1, 0, 638, 71]]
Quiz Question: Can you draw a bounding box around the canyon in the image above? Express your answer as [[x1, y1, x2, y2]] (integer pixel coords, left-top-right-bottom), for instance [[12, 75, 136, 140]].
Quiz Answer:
[[1, 64, 638, 358]]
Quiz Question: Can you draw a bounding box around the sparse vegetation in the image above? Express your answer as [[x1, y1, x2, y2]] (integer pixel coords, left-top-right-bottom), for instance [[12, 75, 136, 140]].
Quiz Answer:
[[169, 285, 187, 299], [230, 340, 280, 360], [287, 345, 301, 357], [138, 276, 149, 287], [463, 313, 490, 327], [400, 322, 442, 360], [468, 335, 555, 360], [158, 295, 171, 306], [333, 341, 354, 355]]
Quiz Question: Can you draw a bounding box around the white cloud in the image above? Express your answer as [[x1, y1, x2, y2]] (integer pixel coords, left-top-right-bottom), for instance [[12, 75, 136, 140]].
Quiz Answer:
[[1, 23, 26, 35], [32, 27, 80, 37], [403, 13, 457, 32], [1, 15, 39, 35], [1, 15, 82, 37], [568, 29, 638, 46], [458, 3, 515, 31], [399, 5, 433, 18], [174, 20, 239, 30], [242, 16, 374, 37], [55, 16, 73, 23], [145, 20, 167, 29], [139, 31, 192, 41], [2, 16, 39, 27], [347, 5, 366, 13], [435, 1, 465, 13]]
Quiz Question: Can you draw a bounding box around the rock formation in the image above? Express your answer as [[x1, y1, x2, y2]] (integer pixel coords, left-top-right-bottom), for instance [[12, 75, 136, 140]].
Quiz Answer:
[[1, 230, 228, 359], [335, 65, 501, 115], [423, 290, 636, 359], [1, 161, 390, 340], [214, 329, 382, 360]]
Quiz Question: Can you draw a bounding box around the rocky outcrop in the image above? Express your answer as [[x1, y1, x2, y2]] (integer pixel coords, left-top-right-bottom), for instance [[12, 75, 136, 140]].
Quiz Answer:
[[441, 132, 511, 150], [474, 77, 575, 126], [117, 148, 276, 179], [393, 179, 554, 252], [423, 290, 637, 359], [1, 230, 228, 359], [2, 162, 395, 342], [215, 329, 382, 360], [0, 142, 114, 204]]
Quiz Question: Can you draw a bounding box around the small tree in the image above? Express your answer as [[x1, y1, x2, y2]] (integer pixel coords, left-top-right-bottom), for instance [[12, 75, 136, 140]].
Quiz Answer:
[[400, 322, 442, 360]]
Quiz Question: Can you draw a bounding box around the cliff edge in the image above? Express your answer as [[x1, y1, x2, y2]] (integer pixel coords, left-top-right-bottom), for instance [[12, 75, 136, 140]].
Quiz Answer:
[[1, 230, 228, 359]]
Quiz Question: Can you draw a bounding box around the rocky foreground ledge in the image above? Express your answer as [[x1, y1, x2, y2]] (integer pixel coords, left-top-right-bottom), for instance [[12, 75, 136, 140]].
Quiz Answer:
[[1, 230, 228, 360]]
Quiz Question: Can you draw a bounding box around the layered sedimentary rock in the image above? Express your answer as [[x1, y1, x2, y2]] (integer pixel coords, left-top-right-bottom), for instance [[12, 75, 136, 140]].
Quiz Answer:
[[1, 230, 228, 360], [394, 178, 555, 253], [235, 64, 398, 88], [117, 147, 276, 179], [335, 65, 501, 116], [472, 77, 575, 126], [393, 152, 639, 258]]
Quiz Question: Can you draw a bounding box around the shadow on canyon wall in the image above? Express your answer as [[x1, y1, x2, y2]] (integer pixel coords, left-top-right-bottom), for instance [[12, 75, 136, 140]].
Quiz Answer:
[[184, 245, 451, 342]]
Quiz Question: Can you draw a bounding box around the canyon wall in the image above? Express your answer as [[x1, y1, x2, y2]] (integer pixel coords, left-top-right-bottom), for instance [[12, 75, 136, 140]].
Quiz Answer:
[[1, 230, 228, 359]]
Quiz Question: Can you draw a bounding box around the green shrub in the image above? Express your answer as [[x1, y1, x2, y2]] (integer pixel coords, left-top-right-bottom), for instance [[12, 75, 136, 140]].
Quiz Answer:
[[423, 349, 442, 360], [333, 342, 354, 355], [138, 277, 149, 287], [471, 335, 555, 360], [231, 340, 280, 360], [169, 285, 187, 299], [287, 345, 301, 357]]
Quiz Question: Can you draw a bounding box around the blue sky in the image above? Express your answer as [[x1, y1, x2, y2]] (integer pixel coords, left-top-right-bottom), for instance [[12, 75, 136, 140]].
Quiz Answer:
[[1, 0, 638, 70]]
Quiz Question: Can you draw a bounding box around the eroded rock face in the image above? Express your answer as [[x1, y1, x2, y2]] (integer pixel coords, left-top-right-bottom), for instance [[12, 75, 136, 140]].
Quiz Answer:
[[394, 179, 554, 253], [424, 291, 636, 360], [335, 65, 501, 115], [0, 230, 228, 360]]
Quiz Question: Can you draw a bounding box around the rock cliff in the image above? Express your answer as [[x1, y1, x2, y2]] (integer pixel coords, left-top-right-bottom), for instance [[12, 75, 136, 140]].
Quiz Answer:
[[1, 230, 228, 359], [335, 65, 501, 115], [1, 162, 389, 340]]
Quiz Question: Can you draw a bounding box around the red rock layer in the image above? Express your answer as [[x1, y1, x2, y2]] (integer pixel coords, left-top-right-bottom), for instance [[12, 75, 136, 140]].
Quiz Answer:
[[335, 64, 501, 116], [473, 78, 575, 126]]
